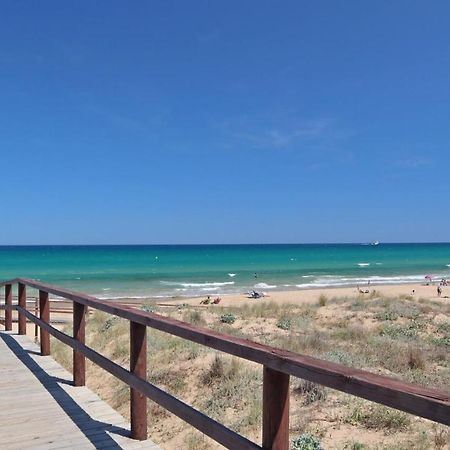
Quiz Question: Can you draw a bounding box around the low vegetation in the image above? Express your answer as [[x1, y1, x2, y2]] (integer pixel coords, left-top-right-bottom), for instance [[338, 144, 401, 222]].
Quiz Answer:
[[51, 294, 450, 449], [220, 312, 237, 324], [292, 434, 323, 450]]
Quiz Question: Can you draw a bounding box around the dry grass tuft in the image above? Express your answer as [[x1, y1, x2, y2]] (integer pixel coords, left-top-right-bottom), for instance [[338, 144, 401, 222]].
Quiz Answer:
[[182, 309, 206, 326], [318, 294, 328, 307], [407, 345, 426, 370], [293, 379, 327, 405], [433, 426, 450, 449], [347, 401, 411, 433]]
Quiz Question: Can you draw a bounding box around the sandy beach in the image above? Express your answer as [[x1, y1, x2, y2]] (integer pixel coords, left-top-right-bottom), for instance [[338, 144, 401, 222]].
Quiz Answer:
[[160, 281, 450, 309], [9, 281, 445, 327]]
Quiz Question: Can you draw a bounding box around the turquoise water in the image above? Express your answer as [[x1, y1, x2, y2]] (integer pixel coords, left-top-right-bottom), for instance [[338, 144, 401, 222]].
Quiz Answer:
[[0, 244, 450, 299]]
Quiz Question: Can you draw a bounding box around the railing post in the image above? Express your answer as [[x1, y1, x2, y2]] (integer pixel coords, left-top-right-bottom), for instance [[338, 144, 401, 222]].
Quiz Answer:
[[73, 302, 87, 386], [130, 321, 147, 440], [39, 290, 50, 356], [34, 296, 38, 338], [18, 283, 27, 335], [5, 284, 12, 331], [262, 366, 290, 450]]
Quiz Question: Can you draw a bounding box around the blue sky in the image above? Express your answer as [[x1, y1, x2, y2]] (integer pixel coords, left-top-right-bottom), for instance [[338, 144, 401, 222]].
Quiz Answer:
[[1, 1, 449, 244]]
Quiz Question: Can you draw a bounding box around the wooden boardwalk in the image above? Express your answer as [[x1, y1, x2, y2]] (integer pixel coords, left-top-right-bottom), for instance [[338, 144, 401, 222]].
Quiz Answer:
[[0, 331, 161, 450]]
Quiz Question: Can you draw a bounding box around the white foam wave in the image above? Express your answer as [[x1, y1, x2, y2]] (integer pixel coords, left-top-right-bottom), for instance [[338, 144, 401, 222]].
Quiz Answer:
[[254, 283, 277, 289], [357, 263, 370, 267], [295, 273, 443, 289], [228, 273, 237, 277], [201, 287, 219, 291], [98, 295, 162, 300], [160, 281, 235, 287]]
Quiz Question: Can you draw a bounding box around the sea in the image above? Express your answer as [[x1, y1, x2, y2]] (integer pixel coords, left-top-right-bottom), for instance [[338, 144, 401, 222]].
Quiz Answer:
[[0, 244, 449, 300]]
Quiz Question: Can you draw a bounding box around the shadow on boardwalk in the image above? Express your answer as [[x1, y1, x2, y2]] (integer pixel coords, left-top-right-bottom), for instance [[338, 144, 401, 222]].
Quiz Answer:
[[0, 332, 127, 449]]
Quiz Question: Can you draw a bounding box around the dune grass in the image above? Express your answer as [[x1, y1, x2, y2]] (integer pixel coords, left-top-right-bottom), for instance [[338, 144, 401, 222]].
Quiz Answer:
[[50, 294, 450, 449]]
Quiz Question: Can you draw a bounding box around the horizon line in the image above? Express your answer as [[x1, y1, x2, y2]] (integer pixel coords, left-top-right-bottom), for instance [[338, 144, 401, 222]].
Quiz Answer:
[[0, 241, 450, 247]]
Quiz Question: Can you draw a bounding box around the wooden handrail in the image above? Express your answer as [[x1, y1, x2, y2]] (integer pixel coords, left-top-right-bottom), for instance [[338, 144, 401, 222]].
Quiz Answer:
[[1, 277, 450, 450]]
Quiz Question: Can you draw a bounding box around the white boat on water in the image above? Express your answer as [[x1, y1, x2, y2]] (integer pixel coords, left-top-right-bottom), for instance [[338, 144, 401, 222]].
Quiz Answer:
[[371, 241, 380, 246]]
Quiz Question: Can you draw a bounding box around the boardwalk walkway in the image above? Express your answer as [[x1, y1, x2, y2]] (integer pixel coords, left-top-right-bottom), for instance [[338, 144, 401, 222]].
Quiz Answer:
[[0, 331, 161, 450]]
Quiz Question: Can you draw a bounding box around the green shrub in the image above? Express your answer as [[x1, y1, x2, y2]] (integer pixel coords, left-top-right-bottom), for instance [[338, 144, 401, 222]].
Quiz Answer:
[[380, 320, 425, 340], [292, 434, 323, 450], [141, 303, 156, 313], [277, 317, 292, 330], [437, 321, 450, 334], [431, 336, 450, 347], [220, 313, 237, 324], [374, 310, 398, 321], [343, 443, 366, 450]]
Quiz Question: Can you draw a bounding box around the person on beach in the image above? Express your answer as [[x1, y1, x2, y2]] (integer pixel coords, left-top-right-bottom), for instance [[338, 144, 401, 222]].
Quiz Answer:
[[200, 296, 211, 304], [437, 285, 442, 297]]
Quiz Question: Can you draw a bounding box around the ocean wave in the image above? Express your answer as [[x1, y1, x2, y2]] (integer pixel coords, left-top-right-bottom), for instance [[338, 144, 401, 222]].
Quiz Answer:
[[228, 273, 237, 277], [254, 283, 277, 289], [295, 273, 441, 289], [357, 263, 370, 267], [97, 295, 163, 300], [160, 281, 235, 287]]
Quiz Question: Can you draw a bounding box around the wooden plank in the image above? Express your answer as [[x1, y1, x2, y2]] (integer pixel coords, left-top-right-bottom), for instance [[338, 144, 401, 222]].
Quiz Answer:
[[262, 367, 289, 450], [0, 331, 161, 449], [17, 306, 262, 450], [130, 321, 148, 440]]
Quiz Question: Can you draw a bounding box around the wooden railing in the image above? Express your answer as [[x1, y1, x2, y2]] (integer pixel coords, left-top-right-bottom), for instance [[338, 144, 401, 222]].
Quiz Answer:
[[0, 277, 449, 449]]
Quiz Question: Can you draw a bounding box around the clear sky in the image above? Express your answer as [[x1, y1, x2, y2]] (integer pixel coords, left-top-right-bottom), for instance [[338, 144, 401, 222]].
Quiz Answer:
[[1, 1, 449, 244]]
